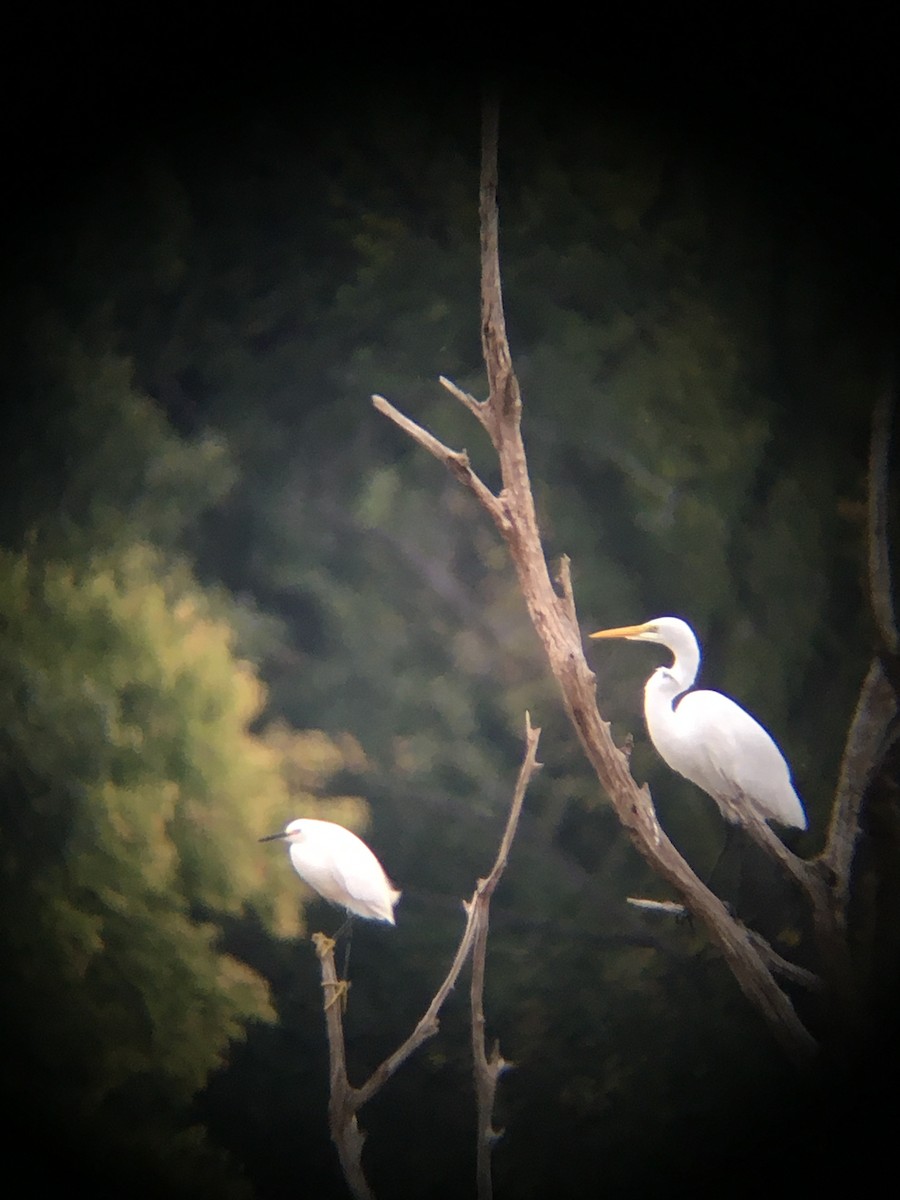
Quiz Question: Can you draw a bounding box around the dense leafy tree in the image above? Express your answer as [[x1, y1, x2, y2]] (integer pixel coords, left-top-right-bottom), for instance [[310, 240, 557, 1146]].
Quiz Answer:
[[0, 337, 374, 1193]]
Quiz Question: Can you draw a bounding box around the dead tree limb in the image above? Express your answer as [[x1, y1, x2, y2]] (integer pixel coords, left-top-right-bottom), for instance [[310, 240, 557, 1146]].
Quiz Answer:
[[867, 380, 899, 657], [817, 372, 900, 1021], [469, 713, 538, 1199], [373, 95, 818, 1065], [313, 933, 373, 1200], [825, 381, 900, 911], [314, 717, 542, 1199]]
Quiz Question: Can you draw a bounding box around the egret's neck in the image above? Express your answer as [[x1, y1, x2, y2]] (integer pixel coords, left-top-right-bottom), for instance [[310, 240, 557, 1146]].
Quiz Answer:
[[668, 636, 700, 695], [640, 624, 702, 759], [645, 635, 700, 709]]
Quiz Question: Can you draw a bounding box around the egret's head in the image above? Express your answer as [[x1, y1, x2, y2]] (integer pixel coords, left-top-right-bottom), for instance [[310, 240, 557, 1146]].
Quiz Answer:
[[589, 617, 695, 648], [590, 617, 701, 692], [259, 818, 306, 845]]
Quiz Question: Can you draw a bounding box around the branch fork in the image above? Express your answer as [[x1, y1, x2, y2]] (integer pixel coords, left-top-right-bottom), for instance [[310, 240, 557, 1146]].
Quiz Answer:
[[316, 716, 541, 1199]]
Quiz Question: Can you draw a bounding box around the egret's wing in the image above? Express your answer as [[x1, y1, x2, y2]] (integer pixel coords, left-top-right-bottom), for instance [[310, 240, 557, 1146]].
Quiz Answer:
[[326, 827, 400, 922], [676, 691, 806, 827]]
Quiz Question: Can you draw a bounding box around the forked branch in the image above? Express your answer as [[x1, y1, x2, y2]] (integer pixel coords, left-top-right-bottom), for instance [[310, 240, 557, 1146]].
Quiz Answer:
[[315, 717, 542, 1199]]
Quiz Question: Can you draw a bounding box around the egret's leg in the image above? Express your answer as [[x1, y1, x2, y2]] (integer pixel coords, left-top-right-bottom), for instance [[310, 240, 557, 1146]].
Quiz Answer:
[[339, 915, 354, 980], [704, 820, 739, 894], [333, 913, 354, 942]]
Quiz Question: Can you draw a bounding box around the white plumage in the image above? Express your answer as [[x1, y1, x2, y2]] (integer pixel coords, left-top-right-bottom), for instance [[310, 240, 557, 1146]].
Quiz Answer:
[[590, 617, 807, 830], [260, 818, 401, 923]]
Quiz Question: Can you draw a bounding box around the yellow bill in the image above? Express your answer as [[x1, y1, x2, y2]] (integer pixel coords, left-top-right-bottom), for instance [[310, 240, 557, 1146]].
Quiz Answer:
[[589, 622, 655, 640]]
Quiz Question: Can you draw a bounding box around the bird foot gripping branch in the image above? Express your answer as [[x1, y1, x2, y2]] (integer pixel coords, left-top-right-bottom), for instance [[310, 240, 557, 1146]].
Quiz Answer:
[[322, 978, 351, 1013]]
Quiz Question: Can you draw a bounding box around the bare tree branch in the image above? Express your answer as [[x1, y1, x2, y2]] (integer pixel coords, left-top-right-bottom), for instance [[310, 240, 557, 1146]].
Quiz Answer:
[[372, 393, 508, 531], [314, 718, 542, 1198], [744, 929, 825, 993], [471, 954, 506, 1200], [313, 933, 374, 1200], [868, 379, 898, 655], [374, 94, 819, 1065], [469, 713, 539, 1199], [827, 660, 900, 904], [439, 373, 494, 434], [480, 96, 520, 426], [824, 376, 900, 925]]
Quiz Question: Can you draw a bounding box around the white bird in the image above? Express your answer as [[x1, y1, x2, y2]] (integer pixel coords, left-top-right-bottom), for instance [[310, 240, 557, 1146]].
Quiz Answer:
[[260, 818, 401, 923], [589, 617, 807, 830]]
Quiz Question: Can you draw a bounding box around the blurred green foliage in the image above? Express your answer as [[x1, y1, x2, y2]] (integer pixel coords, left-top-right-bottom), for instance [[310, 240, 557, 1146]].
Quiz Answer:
[[0, 335, 376, 1193]]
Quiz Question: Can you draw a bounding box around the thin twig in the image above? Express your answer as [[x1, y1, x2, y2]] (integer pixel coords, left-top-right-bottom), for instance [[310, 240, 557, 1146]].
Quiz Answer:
[[626, 897, 690, 915], [439, 374, 493, 433], [479, 95, 519, 423], [744, 929, 825, 993], [351, 896, 480, 1109], [355, 716, 540, 1117], [553, 554, 579, 629]]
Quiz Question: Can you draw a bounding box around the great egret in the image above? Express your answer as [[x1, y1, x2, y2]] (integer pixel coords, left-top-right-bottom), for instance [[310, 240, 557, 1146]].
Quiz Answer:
[[260, 818, 401, 923], [589, 617, 807, 830]]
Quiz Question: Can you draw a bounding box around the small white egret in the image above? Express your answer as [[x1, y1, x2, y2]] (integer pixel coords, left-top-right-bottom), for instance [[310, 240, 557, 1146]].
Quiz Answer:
[[260, 818, 401, 923], [589, 617, 807, 830]]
